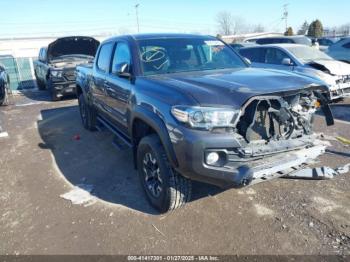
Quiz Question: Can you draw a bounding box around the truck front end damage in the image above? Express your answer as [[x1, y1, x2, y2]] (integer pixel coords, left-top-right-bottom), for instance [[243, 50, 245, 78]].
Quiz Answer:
[[224, 89, 333, 186], [175, 87, 338, 188]]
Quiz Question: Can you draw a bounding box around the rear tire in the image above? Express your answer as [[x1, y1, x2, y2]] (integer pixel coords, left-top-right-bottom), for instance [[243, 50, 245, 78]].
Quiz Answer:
[[137, 134, 192, 213], [78, 93, 96, 131]]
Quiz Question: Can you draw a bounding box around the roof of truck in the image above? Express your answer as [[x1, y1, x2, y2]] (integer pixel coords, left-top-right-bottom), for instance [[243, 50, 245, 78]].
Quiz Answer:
[[104, 33, 216, 42]]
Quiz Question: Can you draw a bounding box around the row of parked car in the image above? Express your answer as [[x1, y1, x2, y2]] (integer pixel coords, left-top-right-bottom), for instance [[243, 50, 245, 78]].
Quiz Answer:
[[23, 33, 346, 212], [31, 35, 350, 104], [239, 35, 350, 59], [230, 36, 350, 101]]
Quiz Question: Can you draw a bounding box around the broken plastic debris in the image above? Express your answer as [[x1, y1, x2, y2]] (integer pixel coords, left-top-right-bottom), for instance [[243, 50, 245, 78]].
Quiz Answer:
[[336, 164, 350, 174], [60, 184, 96, 205], [285, 163, 350, 180]]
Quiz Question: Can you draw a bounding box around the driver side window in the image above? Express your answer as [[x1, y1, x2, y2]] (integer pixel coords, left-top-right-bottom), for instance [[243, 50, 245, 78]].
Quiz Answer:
[[112, 42, 131, 74], [265, 48, 291, 65]]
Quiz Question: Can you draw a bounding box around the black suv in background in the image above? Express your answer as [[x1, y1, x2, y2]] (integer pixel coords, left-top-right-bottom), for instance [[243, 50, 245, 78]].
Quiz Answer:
[[76, 34, 333, 212], [34, 36, 99, 101]]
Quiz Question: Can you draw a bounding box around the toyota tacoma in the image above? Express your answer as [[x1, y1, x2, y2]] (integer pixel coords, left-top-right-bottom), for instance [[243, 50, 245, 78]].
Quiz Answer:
[[76, 34, 334, 212]]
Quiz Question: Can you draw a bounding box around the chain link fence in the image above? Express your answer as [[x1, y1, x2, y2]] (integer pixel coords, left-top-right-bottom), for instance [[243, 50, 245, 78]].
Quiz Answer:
[[0, 56, 37, 91]]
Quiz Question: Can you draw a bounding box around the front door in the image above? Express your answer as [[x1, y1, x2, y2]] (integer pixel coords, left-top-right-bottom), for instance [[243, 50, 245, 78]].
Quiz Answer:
[[104, 41, 133, 131], [262, 47, 295, 71]]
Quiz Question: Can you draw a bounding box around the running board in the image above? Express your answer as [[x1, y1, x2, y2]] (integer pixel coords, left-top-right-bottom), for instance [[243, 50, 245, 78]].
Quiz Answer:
[[96, 116, 133, 149]]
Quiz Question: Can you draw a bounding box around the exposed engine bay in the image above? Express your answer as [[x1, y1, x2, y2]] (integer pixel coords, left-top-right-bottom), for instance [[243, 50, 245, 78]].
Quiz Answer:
[[237, 91, 331, 144]]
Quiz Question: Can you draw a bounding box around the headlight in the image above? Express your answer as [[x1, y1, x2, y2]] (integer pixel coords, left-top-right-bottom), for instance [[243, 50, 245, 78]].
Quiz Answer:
[[50, 70, 63, 78], [171, 106, 241, 130]]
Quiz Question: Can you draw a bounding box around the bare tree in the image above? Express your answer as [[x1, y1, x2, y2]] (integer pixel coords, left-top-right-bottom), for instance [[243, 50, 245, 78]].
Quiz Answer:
[[216, 11, 249, 35], [252, 24, 265, 33], [216, 11, 234, 35], [232, 16, 248, 34]]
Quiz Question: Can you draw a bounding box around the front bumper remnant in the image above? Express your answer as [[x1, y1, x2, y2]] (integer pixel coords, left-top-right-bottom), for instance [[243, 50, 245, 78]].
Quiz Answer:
[[284, 163, 350, 180], [244, 144, 328, 186]]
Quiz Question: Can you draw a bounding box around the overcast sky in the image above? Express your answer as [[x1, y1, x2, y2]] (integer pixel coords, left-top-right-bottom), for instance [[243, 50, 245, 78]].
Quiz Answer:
[[1, 0, 350, 38]]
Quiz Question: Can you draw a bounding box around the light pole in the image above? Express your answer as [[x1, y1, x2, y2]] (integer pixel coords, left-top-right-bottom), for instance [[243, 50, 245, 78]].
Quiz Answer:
[[135, 3, 140, 33], [283, 3, 289, 32]]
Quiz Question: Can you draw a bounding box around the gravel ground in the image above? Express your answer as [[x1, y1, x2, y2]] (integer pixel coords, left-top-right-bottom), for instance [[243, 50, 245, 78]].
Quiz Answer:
[[0, 90, 349, 256]]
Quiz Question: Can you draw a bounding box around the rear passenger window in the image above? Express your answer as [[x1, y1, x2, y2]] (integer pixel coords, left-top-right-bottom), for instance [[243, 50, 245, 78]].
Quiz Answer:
[[97, 42, 114, 73], [343, 42, 350, 49], [239, 48, 265, 63]]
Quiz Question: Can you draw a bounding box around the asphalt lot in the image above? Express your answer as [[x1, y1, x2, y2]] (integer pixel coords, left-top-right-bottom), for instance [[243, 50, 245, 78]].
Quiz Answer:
[[0, 90, 350, 255]]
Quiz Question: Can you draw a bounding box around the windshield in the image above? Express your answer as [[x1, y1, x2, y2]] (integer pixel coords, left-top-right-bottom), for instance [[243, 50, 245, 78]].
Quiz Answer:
[[286, 46, 333, 62], [137, 37, 246, 76]]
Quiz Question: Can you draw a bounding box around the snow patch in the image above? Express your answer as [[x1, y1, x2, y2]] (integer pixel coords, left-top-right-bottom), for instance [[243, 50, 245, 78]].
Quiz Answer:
[[238, 188, 256, 195], [16, 102, 43, 107], [60, 184, 96, 206], [312, 196, 341, 214], [254, 204, 274, 216], [0, 132, 9, 138]]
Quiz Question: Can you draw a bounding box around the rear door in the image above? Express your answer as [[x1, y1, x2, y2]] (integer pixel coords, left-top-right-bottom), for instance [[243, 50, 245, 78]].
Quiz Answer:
[[91, 42, 114, 112], [104, 41, 133, 131]]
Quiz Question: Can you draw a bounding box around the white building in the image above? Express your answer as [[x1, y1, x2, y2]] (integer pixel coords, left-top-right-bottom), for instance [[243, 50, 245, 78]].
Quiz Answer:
[[0, 35, 109, 58]]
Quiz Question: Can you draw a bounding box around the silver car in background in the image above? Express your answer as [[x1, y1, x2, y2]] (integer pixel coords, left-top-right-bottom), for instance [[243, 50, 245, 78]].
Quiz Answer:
[[327, 37, 350, 63], [239, 44, 350, 100]]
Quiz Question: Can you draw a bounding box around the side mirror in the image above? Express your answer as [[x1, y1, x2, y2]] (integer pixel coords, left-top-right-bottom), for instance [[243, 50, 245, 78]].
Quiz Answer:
[[114, 62, 131, 78], [244, 57, 251, 65], [282, 58, 293, 66]]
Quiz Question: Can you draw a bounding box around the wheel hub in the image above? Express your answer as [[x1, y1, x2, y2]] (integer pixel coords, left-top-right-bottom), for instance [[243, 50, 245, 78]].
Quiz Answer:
[[143, 152, 163, 198]]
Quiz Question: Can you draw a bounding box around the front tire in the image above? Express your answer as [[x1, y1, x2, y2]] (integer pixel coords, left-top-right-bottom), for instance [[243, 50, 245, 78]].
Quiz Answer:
[[78, 93, 96, 131], [0, 81, 10, 106], [137, 134, 192, 213], [47, 79, 60, 101], [35, 72, 46, 90]]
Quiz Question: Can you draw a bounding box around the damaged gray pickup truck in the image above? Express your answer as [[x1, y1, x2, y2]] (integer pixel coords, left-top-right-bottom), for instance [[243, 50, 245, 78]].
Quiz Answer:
[[76, 34, 339, 212], [34, 36, 99, 101]]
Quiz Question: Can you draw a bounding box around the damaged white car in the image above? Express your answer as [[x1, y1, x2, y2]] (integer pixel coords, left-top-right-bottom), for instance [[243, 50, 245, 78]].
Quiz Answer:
[[239, 44, 350, 100]]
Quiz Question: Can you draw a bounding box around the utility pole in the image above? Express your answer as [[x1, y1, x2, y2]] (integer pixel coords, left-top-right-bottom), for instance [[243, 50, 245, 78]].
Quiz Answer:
[[135, 3, 140, 33], [283, 3, 289, 31]]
